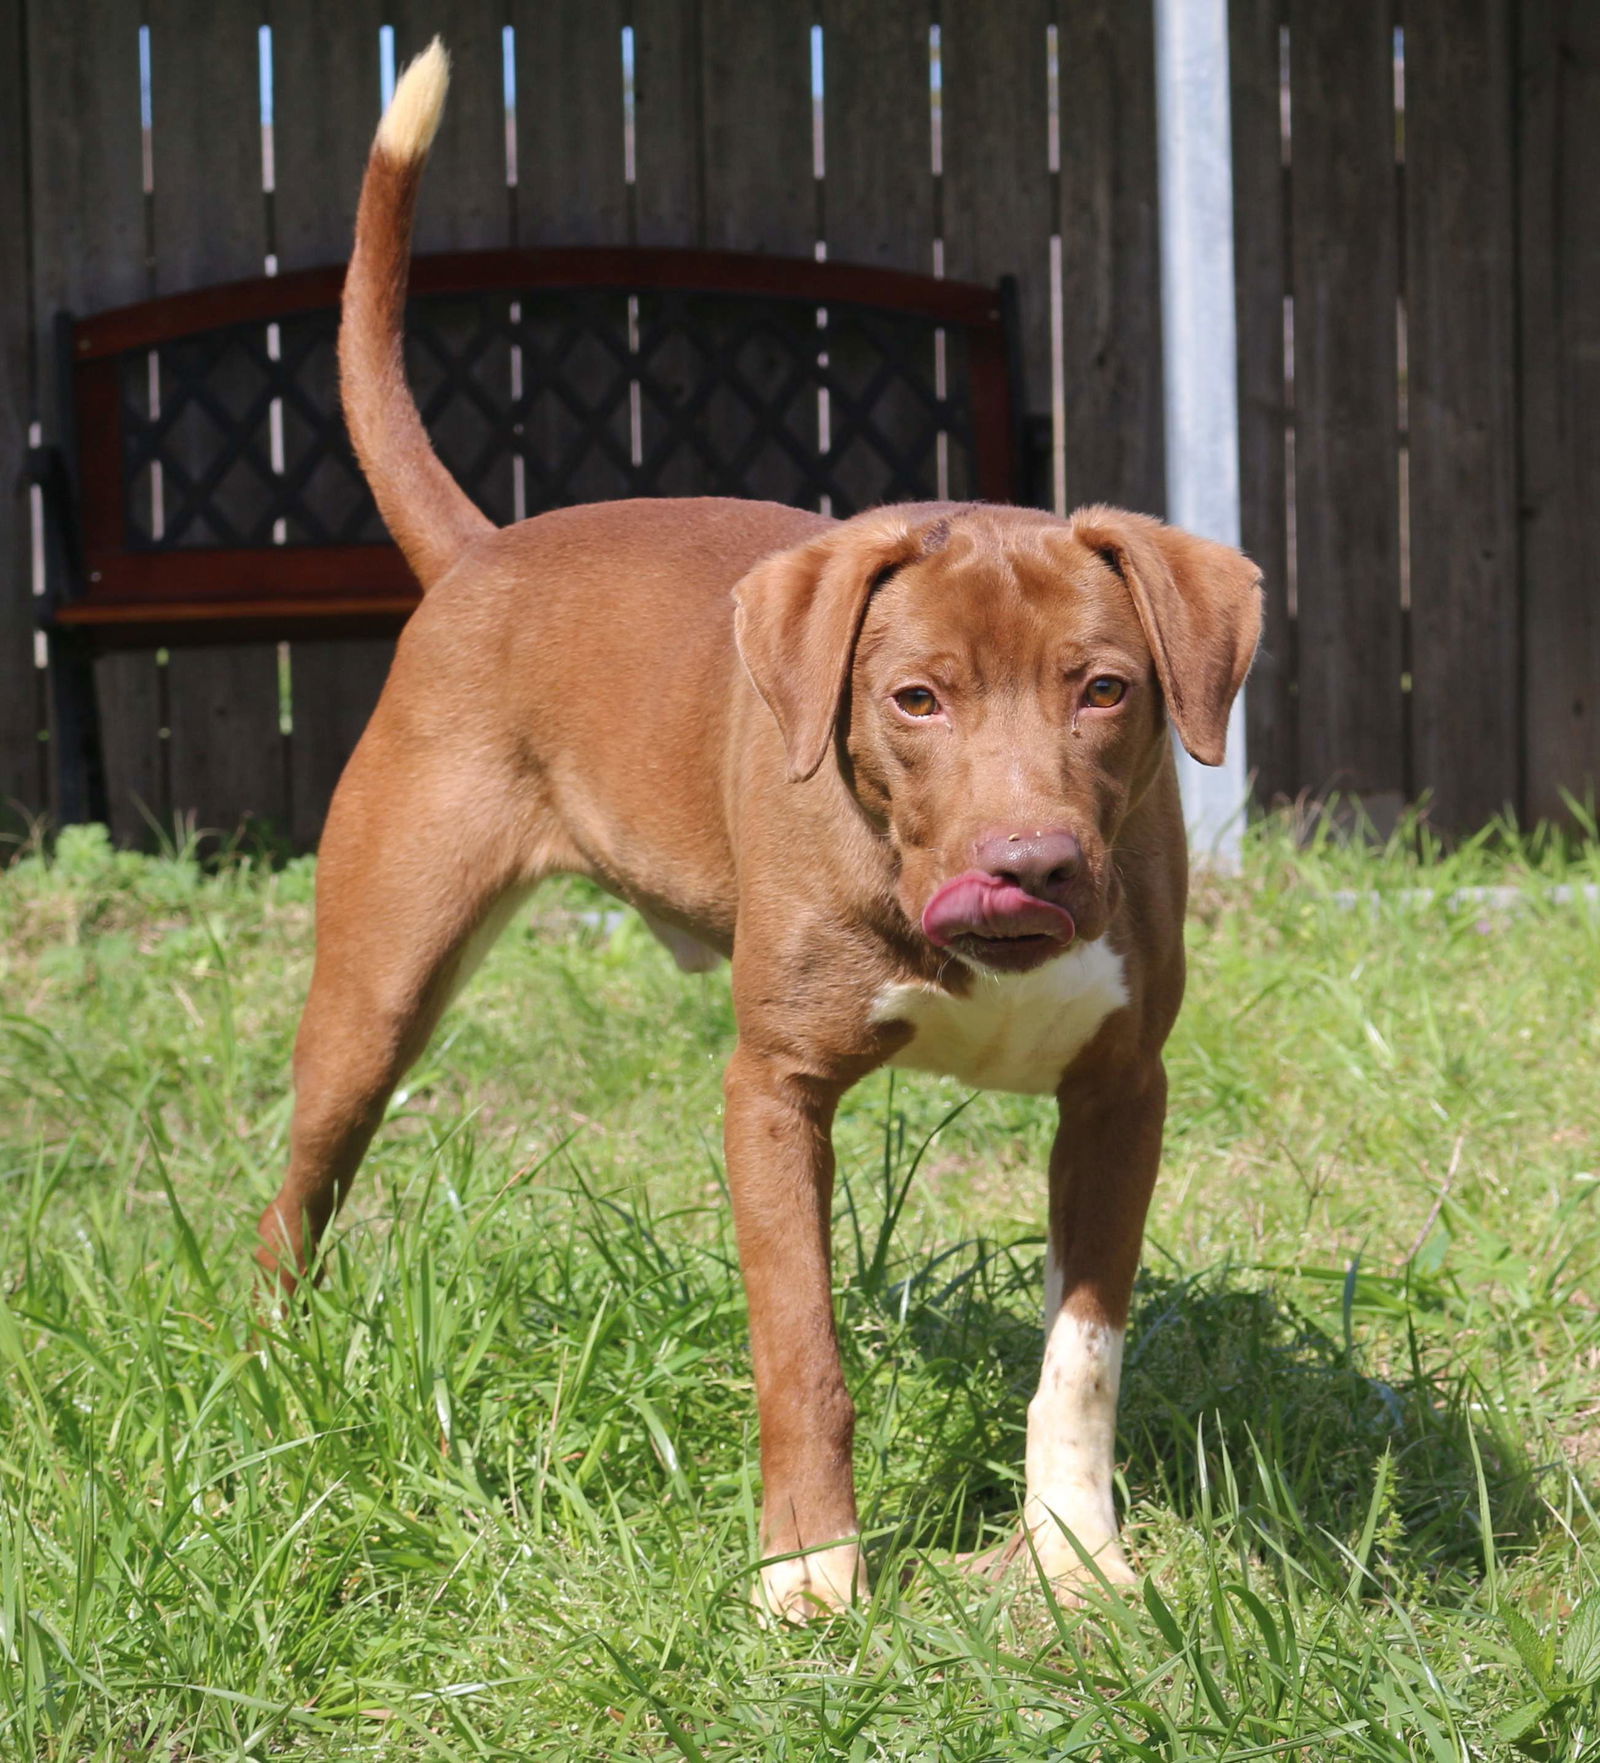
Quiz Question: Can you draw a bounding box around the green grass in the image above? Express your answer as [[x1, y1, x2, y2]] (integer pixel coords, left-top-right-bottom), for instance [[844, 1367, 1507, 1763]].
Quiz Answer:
[[3, 813, 1600, 1758]]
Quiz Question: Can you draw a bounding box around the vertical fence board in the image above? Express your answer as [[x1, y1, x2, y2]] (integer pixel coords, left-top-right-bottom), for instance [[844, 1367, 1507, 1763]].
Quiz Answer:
[[284, 653, 388, 850], [28, 0, 162, 842], [626, 0, 706, 507], [1057, 0, 1165, 516], [89, 653, 166, 843], [25, 5, 146, 378], [630, 0, 705, 250], [822, 0, 932, 271], [1230, 0, 1293, 806], [283, 641, 392, 851], [515, 0, 635, 511], [272, 0, 394, 850], [1519, 0, 1600, 822], [699, 0, 813, 257], [390, 3, 513, 531], [1287, 0, 1404, 809], [147, 5, 264, 308], [628, 0, 716, 498], [516, 0, 628, 247], [1404, 0, 1518, 828], [271, 0, 380, 269], [693, 0, 815, 503], [391, 3, 509, 255], [0, 0, 43, 839], [942, 0, 1050, 437], [148, 0, 289, 843], [822, 0, 935, 512]]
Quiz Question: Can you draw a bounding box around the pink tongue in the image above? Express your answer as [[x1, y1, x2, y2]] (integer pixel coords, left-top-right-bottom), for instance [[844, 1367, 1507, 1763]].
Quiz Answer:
[[921, 871, 1077, 949]]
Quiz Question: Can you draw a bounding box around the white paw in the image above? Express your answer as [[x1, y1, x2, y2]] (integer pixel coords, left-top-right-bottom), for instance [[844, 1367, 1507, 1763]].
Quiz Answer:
[[755, 1542, 865, 1623], [1030, 1526, 1137, 1597]]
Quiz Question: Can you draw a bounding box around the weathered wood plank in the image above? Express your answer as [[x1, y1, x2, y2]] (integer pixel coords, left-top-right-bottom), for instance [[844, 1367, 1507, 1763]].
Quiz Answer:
[[820, 0, 938, 511], [515, 0, 635, 509], [1404, 0, 1518, 830], [942, 0, 1052, 435], [690, 0, 816, 502], [147, 0, 289, 844], [1057, 0, 1165, 516], [27, 0, 164, 842], [631, 0, 705, 249], [92, 661, 167, 841], [271, 0, 382, 270], [164, 644, 292, 849], [1519, 0, 1600, 823], [25, 1, 146, 382], [391, 1, 509, 255], [285, 641, 391, 851], [1229, 0, 1293, 806], [514, 0, 628, 247], [821, 0, 932, 271], [390, 3, 512, 527], [1287, 0, 1404, 808], [148, 1, 266, 290], [0, 0, 45, 839], [272, 0, 395, 850], [625, 0, 708, 498], [699, 0, 813, 258]]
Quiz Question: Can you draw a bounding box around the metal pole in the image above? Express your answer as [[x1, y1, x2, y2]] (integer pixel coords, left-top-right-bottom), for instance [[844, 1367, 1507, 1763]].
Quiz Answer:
[[1154, 0, 1248, 869]]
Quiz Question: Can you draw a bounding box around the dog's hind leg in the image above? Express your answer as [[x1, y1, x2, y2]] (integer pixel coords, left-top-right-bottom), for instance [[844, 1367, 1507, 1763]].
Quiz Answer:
[[256, 723, 568, 1294]]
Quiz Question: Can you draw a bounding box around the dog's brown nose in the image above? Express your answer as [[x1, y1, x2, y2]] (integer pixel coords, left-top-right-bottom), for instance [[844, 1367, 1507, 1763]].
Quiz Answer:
[[972, 829, 1083, 902]]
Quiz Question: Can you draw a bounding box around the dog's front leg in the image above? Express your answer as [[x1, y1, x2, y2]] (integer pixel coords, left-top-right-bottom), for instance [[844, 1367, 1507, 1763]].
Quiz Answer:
[[723, 1045, 863, 1620], [1025, 1059, 1167, 1594]]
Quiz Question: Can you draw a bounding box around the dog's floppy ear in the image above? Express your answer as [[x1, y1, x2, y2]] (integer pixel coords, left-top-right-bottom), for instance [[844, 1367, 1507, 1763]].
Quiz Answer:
[[733, 511, 927, 782], [1070, 505, 1262, 767]]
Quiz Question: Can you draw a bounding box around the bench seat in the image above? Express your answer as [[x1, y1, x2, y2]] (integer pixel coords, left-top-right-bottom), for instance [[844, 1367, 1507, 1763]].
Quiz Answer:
[[33, 244, 1026, 817]]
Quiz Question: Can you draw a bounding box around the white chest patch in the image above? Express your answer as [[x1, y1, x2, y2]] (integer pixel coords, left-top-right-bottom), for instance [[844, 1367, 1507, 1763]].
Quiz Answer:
[[872, 940, 1129, 1096]]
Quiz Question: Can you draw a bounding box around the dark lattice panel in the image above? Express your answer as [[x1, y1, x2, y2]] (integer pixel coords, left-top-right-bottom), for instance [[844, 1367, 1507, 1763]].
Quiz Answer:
[[118, 286, 979, 549]]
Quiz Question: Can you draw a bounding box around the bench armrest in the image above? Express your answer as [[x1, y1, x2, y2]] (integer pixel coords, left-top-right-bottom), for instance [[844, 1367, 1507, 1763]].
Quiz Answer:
[[25, 441, 84, 625]]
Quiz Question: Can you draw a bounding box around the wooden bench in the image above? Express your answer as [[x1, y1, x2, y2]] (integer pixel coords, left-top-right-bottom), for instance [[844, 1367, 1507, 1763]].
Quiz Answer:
[[32, 247, 1028, 820]]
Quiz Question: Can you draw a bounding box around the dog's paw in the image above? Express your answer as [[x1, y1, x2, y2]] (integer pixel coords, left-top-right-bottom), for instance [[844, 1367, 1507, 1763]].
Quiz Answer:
[[253, 1239, 305, 1310], [755, 1543, 865, 1624], [956, 1528, 1137, 1603], [1036, 1537, 1138, 1603]]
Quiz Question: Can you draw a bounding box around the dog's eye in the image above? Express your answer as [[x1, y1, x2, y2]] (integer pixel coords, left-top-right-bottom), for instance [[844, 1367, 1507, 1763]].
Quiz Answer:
[[1085, 676, 1126, 709], [893, 686, 941, 719]]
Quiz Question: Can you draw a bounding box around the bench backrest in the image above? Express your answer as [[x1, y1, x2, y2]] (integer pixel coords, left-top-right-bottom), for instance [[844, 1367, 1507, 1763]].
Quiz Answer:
[[50, 247, 1023, 646]]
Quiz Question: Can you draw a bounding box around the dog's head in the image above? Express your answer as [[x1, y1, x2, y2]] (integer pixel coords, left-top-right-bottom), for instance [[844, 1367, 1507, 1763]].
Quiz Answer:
[[733, 503, 1261, 971]]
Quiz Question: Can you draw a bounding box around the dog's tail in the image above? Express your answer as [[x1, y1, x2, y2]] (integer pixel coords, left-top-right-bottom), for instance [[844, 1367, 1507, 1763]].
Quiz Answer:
[[340, 39, 492, 590]]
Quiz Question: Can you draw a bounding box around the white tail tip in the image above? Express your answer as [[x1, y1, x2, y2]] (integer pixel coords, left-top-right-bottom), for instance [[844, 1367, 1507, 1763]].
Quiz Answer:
[[376, 37, 450, 162]]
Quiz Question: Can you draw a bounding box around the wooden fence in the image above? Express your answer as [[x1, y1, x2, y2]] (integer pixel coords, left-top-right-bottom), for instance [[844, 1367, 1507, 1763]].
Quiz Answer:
[[0, 0, 1595, 848], [1234, 0, 1599, 831]]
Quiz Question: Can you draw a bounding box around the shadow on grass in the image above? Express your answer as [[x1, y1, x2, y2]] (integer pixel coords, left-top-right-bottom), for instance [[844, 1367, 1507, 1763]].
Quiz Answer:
[[852, 1238, 1547, 1595], [1118, 1268, 1541, 1574], [270, 1159, 1553, 1609]]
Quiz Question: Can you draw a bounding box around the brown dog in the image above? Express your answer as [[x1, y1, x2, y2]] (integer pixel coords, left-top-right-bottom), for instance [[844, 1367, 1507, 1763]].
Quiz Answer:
[[257, 44, 1262, 1619]]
